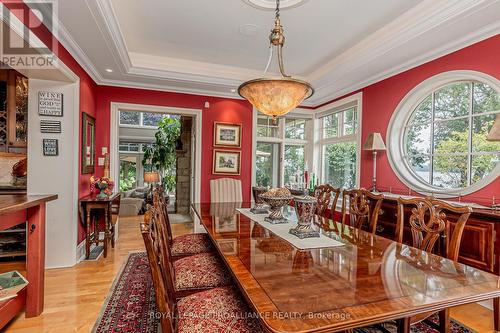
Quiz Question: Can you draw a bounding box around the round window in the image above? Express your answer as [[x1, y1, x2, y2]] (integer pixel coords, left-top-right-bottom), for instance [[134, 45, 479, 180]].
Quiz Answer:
[[387, 71, 500, 197]]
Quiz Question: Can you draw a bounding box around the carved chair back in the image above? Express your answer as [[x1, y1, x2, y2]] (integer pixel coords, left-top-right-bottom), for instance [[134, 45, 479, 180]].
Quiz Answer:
[[154, 186, 174, 246], [395, 197, 472, 261], [313, 184, 341, 217], [341, 189, 384, 234], [141, 208, 176, 333]]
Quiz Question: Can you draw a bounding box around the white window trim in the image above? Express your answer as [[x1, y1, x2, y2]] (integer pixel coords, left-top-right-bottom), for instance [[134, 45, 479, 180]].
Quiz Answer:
[[386, 70, 500, 198], [251, 109, 314, 188], [316, 92, 363, 190]]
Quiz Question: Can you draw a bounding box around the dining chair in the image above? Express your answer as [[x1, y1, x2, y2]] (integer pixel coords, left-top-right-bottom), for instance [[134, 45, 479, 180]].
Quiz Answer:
[[154, 187, 213, 258], [313, 184, 341, 217], [141, 207, 264, 333], [394, 197, 472, 333], [341, 189, 384, 235], [210, 178, 242, 203], [147, 199, 231, 297]]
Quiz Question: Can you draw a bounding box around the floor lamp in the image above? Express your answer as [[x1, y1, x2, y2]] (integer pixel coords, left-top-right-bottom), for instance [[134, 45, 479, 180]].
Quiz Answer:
[[487, 115, 500, 208], [363, 133, 386, 192]]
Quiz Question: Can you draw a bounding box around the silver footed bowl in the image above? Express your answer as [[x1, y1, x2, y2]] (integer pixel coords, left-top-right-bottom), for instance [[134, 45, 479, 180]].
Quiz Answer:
[[259, 194, 293, 224]]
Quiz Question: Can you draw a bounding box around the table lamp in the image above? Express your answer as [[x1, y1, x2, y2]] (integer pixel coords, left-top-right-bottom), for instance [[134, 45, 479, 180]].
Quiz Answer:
[[144, 171, 160, 201], [487, 114, 500, 141], [363, 132, 386, 192]]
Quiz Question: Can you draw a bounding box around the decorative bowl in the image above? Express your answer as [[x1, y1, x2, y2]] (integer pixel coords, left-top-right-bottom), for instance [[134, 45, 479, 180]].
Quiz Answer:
[[250, 186, 269, 214], [289, 195, 319, 239], [259, 194, 293, 224]]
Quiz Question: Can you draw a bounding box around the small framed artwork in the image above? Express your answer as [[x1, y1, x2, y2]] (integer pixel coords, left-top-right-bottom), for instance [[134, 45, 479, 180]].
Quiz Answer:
[[81, 112, 96, 174], [40, 120, 62, 133], [214, 122, 241, 147], [217, 239, 238, 256], [214, 215, 240, 234], [38, 91, 63, 117], [42, 139, 58, 156], [213, 150, 241, 175]]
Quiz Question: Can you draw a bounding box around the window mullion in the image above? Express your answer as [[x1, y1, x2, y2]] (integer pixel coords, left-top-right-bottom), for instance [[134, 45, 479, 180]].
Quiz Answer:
[[467, 82, 474, 187], [430, 92, 435, 185]]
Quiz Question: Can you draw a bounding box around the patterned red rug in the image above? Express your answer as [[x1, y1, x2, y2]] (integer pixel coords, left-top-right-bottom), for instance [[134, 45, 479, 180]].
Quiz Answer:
[[92, 252, 476, 333], [92, 252, 158, 333]]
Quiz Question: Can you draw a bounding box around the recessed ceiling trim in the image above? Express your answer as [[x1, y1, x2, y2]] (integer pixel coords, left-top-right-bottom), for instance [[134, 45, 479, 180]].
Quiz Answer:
[[242, 0, 308, 10], [44, 0, 500, 108]]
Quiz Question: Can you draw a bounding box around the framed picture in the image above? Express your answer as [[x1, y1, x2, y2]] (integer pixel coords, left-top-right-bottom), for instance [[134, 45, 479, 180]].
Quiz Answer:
[[214, 215, 240, 234], [81, 112, 96, 174], [42, 139, 58, 156], [217, 239, 238, 256], [38, 91, 63, 117], [214, 122, 241, 147], [213, 150, 241, 175]]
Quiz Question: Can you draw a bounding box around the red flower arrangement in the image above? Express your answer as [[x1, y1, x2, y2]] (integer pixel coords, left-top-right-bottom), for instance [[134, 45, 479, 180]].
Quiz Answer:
[[90, 176, 115, 198]]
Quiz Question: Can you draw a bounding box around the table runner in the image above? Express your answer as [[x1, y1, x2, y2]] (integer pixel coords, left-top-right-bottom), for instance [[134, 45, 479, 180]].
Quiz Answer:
[[237, 208, 344, 250]]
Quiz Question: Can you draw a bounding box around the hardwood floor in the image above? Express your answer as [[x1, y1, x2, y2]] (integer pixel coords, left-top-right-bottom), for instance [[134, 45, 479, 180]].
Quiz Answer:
[[1, 215, 496, 332]]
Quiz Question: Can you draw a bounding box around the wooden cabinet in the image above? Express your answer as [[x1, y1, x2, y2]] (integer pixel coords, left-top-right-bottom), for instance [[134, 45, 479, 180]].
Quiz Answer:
[[0, 69, 28, 153], [376, 200, 499, 274]]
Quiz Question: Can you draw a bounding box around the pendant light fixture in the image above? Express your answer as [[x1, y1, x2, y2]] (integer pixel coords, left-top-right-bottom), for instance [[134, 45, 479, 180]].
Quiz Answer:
[[238, 0, 314, 118]]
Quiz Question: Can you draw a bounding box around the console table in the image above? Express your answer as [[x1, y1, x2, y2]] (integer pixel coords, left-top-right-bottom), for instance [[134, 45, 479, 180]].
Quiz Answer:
[[79, 193, 121, 259], [0, 194, 57, 329]]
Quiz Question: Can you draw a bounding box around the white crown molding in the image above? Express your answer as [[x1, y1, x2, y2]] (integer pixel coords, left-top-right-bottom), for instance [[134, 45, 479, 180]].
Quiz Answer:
[[85, 0, 132, 71], [309, 17, 500, 106], [24, 2, 103, 83]]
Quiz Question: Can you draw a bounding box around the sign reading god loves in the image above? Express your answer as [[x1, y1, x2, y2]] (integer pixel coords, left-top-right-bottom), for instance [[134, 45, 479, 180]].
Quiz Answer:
[[38, 91, 63, 116]]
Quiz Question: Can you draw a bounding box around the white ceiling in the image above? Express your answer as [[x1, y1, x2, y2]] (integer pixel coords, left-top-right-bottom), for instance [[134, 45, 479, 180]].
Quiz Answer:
[[29, 0, 500, 106]]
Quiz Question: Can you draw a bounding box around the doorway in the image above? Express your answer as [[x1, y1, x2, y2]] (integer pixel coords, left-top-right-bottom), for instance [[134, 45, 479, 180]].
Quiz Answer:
[[110, 103, 202, 231]]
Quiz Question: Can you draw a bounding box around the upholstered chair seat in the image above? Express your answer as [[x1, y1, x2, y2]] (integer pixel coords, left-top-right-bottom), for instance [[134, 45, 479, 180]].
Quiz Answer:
[[171, 233, 213, 256], [176, 286, 264, 333], [173, 253, 231, 291]]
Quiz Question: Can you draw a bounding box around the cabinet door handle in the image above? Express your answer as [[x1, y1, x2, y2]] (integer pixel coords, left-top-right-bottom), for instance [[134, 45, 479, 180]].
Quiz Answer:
[[30, 224, 36, 233]]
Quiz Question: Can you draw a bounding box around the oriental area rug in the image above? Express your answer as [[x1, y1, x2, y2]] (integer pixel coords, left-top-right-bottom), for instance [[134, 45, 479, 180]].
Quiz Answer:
[[92, 252, 475, 333]]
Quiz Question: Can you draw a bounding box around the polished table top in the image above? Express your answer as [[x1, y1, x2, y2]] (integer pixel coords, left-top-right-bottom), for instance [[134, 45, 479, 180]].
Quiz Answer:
[[193, 202, 500, 332]]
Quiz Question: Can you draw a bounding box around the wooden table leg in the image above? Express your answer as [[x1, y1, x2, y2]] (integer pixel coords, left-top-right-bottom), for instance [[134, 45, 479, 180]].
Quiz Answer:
[[25, 203, 46, 317], [438, 308, 450, 333], [494, 297, 500, 332], [103, 207, 109, 258], [86, 209, 91, 259], [396, 317, 410, 333], [109, 206, 115, 248]]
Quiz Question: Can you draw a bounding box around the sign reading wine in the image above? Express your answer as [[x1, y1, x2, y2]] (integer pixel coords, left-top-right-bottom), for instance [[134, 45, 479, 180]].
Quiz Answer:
[[38, 91, 63, 117]]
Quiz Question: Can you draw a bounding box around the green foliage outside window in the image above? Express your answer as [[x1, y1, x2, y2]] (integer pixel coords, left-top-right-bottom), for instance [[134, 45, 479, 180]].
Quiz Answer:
[[142, 116, 181, 193]]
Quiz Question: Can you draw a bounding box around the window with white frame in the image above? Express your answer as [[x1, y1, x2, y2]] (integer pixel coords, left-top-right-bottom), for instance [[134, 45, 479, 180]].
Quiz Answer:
[[319, 98, 361, 189], [255, 114, 311, 188], [388, 72, 500, 196], [119, 111, 172, 128]]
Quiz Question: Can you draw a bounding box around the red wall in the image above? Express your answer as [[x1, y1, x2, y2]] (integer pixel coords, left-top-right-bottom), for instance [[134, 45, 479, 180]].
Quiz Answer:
[[357, 35, 500, 204], [95, 86, 253, 203], [1, 1, 99, 242]]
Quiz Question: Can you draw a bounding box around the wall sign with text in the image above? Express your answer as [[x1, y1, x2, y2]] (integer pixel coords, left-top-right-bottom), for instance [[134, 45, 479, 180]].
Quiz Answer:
[[43, 139, 59, 156], [40, 120, 62, 133], [38, 91, 63, 117]]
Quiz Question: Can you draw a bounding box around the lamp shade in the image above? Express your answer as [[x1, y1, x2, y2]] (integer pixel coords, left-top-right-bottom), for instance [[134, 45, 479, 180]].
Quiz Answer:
[[238, 78, 313, 118], [487, 114, 500, 141], [363, 132, 386, 151], [144, 171, 160, 183]]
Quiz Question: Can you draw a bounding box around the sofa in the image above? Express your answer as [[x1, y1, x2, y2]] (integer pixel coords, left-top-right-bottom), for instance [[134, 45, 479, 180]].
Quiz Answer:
[[119, 186, 149, 216]]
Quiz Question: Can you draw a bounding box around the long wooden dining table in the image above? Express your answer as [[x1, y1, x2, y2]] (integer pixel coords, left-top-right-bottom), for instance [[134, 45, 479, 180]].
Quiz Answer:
[[192, 202, 500, 333]]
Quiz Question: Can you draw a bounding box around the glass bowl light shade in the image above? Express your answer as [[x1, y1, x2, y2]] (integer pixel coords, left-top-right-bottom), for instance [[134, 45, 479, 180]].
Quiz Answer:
[[238, 77, 314, 117]]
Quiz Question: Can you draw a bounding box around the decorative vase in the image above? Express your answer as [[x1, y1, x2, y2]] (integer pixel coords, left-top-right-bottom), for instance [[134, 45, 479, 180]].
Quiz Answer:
[[289, 195, 319, 239], [97, 184, 109, 198], [250, 186, 269, 214], [259, 194, 293, 224]]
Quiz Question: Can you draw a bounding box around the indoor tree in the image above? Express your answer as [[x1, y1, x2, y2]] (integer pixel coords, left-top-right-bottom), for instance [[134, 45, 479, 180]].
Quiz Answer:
[[142, 116, 181, 193]]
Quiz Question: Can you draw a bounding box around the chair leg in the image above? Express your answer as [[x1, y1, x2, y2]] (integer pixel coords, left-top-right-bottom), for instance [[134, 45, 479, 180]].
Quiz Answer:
[[438, 308, 450, 333], [494, 297, 500, 332], [396, 317, 410, 333]]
